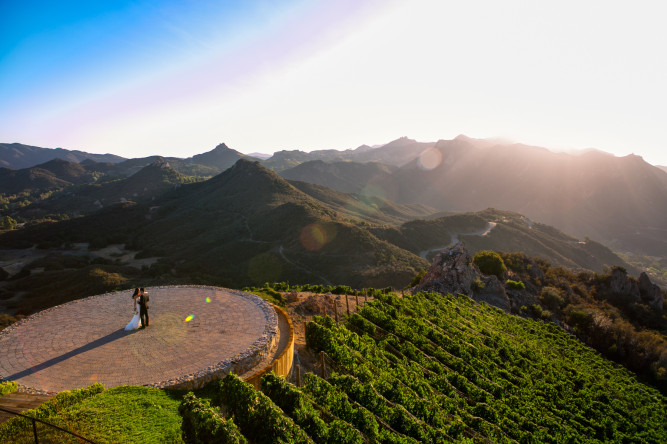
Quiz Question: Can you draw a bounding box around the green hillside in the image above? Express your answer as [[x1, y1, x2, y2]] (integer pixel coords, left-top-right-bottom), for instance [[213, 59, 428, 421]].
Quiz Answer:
[[0, 160, 428, 311], [289, 180, 436, 226], [15, 162, 196, 220], [372, 209, 635, 274]]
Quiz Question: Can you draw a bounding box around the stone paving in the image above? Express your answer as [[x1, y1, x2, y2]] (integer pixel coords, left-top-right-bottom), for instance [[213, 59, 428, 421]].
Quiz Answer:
[[0, 286, 278, 394]]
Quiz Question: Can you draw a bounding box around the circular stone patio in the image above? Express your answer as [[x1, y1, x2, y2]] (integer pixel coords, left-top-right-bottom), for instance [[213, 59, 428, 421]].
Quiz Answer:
[[0, 286, 278, 394]]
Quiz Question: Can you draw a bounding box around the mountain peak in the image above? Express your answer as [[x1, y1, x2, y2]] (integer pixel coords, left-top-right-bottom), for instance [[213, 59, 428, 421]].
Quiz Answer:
[[382, 136, 417, 147], [188, 143, 247, 170]]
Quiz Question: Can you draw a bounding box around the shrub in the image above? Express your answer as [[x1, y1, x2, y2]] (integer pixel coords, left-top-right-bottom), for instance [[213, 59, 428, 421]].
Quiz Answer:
[[332, 285, 353, 295], [0, 381, 18, 396], [409, 269, 426, 287], [540, 286, 564, 310], [527, 304, 552, 320], [473, 250, 507, 278], [179, 392, 247, 444], [505, 280, 525, 290]]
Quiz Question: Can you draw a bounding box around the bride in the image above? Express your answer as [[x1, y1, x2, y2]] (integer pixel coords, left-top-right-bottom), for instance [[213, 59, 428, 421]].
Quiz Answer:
[[124, 288, 141, 331]]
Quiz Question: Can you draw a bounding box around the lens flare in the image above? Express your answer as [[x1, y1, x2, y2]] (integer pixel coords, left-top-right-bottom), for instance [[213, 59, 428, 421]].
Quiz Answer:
[[184, 315, 195, 322], [418, 147, 442, 170], [300, 223, 327, 251], [205, 297, 211, 303]]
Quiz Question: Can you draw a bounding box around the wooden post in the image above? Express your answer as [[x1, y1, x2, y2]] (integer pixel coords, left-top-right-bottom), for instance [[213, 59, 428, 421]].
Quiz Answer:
[[345, 294, 350, 316], [296, 364, 301, 387], [334, 302, 339, 323], [32, 418, 39, 444], [320, 351, 326, 379], [364, 289, 367, 302], [355, 292, 359, 310]]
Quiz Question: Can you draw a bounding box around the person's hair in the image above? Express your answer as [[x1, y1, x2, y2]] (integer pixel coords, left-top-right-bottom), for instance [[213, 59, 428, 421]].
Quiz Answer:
[[132, 288, 140, 298], [140, 287, 145, 292]]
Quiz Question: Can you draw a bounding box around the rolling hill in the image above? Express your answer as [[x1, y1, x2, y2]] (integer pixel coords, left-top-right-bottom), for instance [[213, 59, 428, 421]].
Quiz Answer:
[[281, 160, 394, 194], [261, 137, 432, 172], [16, 162, 193, 219], [0, 160, 428, 292], [0, 158, 98, 195], [0, 143, 124, 169]]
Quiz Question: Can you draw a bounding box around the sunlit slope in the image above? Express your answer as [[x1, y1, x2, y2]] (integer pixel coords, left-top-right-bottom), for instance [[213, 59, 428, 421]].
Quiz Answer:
[[305, 292, 666, 442]]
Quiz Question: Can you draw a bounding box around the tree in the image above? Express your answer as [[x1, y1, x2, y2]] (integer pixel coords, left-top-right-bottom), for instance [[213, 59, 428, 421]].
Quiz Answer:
[[473, 250, 507, 278], [0, 216, 17, 230]]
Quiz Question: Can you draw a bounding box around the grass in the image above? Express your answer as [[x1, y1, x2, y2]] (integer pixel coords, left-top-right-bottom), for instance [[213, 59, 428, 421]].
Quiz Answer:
[[3, 386, 185, 443]]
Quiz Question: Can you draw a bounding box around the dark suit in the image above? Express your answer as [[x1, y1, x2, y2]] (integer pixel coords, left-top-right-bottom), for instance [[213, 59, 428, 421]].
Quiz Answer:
[[138, 293, 149, 327]]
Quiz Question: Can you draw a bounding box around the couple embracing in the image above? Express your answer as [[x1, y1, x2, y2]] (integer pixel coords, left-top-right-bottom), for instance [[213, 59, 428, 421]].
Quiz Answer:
[[124, 287, 150, 331]]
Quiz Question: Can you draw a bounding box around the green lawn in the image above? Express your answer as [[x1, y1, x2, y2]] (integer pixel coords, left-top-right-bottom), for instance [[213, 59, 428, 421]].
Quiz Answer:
[[2, 386, 185, 443]]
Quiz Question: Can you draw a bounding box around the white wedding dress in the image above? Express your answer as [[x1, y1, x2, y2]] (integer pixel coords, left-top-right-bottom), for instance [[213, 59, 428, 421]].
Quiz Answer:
[[125, 309, 141, 331]]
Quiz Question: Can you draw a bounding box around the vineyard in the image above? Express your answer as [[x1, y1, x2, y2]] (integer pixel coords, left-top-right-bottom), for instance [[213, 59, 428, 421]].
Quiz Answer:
[[183, 291, 666, 443]]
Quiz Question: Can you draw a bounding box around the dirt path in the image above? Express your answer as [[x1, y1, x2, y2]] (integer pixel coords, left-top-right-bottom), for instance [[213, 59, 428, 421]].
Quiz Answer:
[[419, 222, 497, 258]]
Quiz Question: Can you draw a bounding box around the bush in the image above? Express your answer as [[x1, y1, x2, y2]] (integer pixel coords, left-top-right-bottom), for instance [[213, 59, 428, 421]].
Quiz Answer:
[[540, 286, 564, 310], [473, 250, 507, 278], [409, 269, 426, 287], [332, 285, 353, 295], [179, 392, 247, 444], [0, 381, 18, 396], [527, 304, 552, 320], [505, 280, 525, 290]]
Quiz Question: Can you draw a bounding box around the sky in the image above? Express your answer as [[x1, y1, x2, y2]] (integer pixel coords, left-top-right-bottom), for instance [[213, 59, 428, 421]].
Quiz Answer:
[[2, 0, 667, 166]]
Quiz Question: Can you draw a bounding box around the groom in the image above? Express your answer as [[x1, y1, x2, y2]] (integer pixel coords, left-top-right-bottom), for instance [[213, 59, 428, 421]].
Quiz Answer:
[[139, 287, 149, 328]]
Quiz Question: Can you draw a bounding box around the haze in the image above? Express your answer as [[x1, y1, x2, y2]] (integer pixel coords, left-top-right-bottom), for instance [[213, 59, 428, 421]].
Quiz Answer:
[[1, 0, 666, 165]]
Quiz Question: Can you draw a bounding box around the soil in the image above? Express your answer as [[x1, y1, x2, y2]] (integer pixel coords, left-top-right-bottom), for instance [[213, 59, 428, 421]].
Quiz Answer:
[[281, 291, 379, 379]]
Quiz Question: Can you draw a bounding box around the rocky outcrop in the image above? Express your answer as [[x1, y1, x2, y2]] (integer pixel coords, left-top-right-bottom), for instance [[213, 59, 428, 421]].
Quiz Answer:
[[414, 242, 477, 296], [607, 268, 664, 310], [609, 267, 641, 301], [414, 242, 511, 311], [475, 275, 511, 311], [638, 272, 664, 309]]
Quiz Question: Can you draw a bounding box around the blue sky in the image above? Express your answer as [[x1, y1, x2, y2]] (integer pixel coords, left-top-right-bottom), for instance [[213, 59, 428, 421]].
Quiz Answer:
[[2, 0, 667, 166]]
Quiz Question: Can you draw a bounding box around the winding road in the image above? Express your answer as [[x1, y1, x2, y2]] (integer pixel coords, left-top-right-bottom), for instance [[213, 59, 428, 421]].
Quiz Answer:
[[419, 222, 497, 258]]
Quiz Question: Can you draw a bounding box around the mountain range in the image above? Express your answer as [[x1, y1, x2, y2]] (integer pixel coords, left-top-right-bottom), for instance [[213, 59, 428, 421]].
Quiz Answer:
[[278, 136, 667, 258], [1, 136, 665, 291], [0, 158, 640, 315]]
